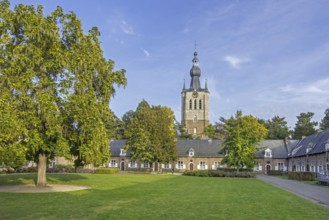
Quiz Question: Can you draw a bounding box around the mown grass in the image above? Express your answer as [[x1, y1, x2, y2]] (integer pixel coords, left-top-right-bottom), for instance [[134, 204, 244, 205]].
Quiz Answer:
[[0, 173, 328, 219]]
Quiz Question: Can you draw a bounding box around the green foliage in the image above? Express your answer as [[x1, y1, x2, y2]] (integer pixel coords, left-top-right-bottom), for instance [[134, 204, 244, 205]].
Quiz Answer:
[[267, 170, 284, 176], [204, 124, 222, 139], [183, 170, 256, 178], [288, 171, 316, 181], [50, 164, 75, 173], [124, 100, 177, 164], [293, 112, 318, 139], [94, 168, 120, 174], [320, 108, 329, 130], [0, 0, 126, 183], [219, 111, 268, 171], [264, 116, 291, 139], [177, 123, 192, 139]]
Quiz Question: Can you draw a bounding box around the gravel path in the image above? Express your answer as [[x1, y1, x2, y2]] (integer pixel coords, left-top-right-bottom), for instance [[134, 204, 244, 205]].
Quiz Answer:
[[0, 184, 89, 193], [257, 174, 329, 208]]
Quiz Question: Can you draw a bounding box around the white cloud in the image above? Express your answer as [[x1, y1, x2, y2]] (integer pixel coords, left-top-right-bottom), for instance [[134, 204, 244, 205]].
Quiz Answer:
[[141, 48, 150, 57], [224, 55, 250, 69], [120, 20, 135, 35]]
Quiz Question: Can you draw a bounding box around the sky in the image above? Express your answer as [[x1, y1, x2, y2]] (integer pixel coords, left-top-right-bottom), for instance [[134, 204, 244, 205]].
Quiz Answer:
[[9, 0, 329, 129]]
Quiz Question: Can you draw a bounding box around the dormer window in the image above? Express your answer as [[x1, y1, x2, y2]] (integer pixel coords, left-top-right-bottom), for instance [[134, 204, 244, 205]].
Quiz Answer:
[[188, 148, 195, 157], [120, 149, 127, 156], [326, 143, 329, 151], [264, 148, 272, 158]]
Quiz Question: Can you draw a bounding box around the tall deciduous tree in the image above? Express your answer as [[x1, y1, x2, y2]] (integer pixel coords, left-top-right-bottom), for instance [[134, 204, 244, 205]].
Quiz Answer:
[[0, 1, 126, 186], [219, 111, 268, 172], [320, 108, 329, 130], [265, 116, 291, 139], [292, 112, 318, 139], [124, 101, 177, 167]]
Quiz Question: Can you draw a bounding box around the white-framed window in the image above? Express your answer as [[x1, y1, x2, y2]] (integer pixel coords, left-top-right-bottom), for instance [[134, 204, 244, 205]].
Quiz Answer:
[[194, 127, 197, 134], [120, 149, 127, 156], [212, 161, 220, 170], [264, 148, 272, 158], [110, 159, 116, 167], [141, 161, 150, 168], [128, 161, 137, 168], [199, 161, 206, 170], [325, 143, 329, 151], [277, 162, 284, 171], [189, 148, 194, 157], [162, 163, 172, 169], [177, 161, 184, 169]]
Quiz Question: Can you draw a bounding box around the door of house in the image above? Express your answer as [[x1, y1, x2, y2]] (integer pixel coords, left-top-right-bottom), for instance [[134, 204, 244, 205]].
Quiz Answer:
[[190, 163, 194, 171], [266, 165, 271, 174], [120, 162, 125, 171]]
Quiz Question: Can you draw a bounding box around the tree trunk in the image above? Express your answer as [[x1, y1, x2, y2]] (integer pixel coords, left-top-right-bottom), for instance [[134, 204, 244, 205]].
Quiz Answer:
[[37, 153, 47, 187]]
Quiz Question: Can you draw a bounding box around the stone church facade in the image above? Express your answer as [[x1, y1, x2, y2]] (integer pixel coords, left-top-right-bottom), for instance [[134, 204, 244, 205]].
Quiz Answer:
[[181, 51, 209, 136]]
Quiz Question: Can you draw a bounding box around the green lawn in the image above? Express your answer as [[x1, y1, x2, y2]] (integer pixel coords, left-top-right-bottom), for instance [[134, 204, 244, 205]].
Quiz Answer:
[[0, 173, 328, 219]]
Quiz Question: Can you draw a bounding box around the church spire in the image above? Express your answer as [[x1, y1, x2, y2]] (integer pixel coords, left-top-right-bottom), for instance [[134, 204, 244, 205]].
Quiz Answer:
[[189, 51, 201, 90], [205, 78, 208, 91]]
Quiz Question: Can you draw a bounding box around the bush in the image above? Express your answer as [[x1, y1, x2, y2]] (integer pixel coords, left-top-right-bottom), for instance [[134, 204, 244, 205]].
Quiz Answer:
[[267, 170, 284, 176], [95, 168, 120, 174], [16, 167, 38, 173], [76, 167, 94, 173], [288, 171, 316, 181], [183, 170, 256, 178], [50, 164, 75, 173], [217, 167, 253, 172]]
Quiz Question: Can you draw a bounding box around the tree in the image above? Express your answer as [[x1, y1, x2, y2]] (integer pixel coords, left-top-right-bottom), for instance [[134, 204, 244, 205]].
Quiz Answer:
[[177, 123, 192, 139], [124, 101, 177, 167], [292, 112, 318, 139], [320, 108, 329, 130], [0, 1, 126, 186], [219, 111, 268, 172], [265, 116, 291, 139]]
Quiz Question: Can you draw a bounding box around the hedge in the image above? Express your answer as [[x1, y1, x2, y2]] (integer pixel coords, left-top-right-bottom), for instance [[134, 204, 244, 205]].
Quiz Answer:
[[288, 171, 316, 181], [94, 168, 120, 174], [267, 170, 284, 176], [183, 170, 256, 178]]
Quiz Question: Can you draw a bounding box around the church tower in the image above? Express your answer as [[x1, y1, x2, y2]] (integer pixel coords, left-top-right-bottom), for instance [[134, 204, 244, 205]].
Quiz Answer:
[[181, 51, 209, 136]]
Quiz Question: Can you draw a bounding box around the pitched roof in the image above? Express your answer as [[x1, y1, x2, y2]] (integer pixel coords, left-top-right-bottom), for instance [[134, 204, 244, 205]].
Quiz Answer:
[[290, 130, 329, 157], [176, 139, 224, 157]]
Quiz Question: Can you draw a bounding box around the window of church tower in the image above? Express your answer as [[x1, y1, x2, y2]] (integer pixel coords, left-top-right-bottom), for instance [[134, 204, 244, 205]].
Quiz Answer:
[[194, 100, 197, 109], [199, 100, 202, 109], [189, 99, 192, 109], [193, 115, 197, 122], [194, 127, 197, 134]]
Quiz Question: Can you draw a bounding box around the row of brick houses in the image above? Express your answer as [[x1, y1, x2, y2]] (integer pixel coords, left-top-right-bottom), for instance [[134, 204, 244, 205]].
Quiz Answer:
[[107, 130, 329, 174]]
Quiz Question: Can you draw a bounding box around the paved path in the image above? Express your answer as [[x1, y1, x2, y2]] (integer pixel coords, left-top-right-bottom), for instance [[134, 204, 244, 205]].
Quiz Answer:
[[257, 175, 329, 208]]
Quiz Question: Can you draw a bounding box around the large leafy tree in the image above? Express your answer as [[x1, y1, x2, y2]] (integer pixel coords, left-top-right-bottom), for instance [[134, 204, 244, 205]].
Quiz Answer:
[[0, 1, 126, 186], [320, 108, 329, 130], [124, 101, 177, 167], [219, 111, 267, 172], [292, 112, 318, 139], [264, 116, 291, 139]]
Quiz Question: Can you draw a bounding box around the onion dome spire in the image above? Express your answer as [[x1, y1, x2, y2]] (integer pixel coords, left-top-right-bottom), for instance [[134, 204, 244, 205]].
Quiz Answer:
[[189, 51, 201, 90]]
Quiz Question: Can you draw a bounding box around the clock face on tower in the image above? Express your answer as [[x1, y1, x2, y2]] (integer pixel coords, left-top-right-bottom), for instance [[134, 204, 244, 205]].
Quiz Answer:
[[192, 91, 198, 98]]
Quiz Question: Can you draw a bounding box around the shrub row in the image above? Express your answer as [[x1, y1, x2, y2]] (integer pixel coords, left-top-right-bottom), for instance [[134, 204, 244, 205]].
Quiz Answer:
[[47, 165, 75, 173], [183, 170, 256, 178], [267, 170, 284, 176], [95, 168, 120, 174], [217, 167, 253, 172], [288, 171, 316, 181], [0, 167, 15, 174]]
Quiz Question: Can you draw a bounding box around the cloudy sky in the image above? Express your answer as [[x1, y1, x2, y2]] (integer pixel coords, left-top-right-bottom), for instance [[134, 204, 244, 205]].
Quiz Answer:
[[10, 0, 329, 129]]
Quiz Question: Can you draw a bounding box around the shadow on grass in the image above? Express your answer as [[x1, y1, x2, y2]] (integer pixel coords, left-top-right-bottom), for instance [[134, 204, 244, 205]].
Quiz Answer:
[[0, 173, 88, 186]]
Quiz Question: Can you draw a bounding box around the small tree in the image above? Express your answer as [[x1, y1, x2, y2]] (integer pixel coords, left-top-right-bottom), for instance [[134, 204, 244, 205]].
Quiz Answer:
[[219, 111, 268, 172], [124, 101, 177, 168]]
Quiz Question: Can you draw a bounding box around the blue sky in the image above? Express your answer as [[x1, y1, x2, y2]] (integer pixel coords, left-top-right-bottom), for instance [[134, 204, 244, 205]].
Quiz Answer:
[[10, 0, 329, 129]]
